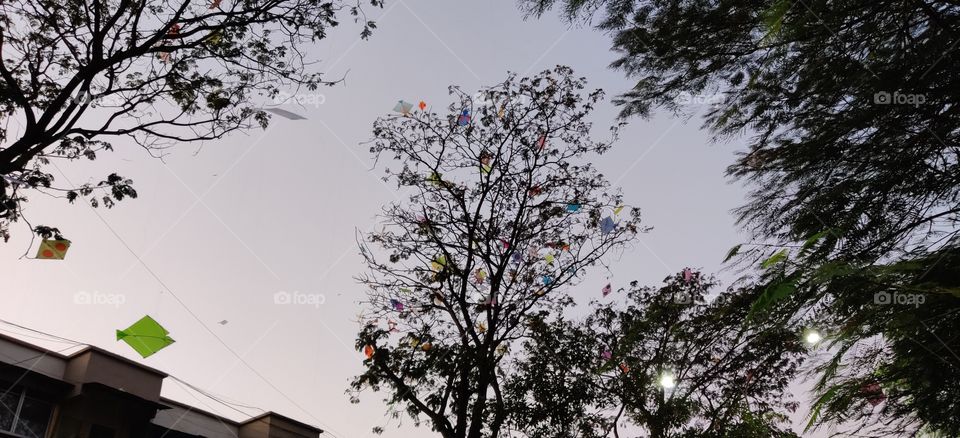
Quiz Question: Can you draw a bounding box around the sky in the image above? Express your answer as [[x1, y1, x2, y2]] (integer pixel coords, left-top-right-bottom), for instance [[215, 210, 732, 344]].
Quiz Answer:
[[0, 1, 820, 437]]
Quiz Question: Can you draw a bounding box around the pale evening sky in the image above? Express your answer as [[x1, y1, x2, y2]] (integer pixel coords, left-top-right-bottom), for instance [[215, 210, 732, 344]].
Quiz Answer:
[[0, 1, 821, 437]]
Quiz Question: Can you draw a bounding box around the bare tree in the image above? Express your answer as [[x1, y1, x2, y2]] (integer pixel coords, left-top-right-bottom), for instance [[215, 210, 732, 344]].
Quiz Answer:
[[350, 66, 648, 438], [0, 0, 381, 241]]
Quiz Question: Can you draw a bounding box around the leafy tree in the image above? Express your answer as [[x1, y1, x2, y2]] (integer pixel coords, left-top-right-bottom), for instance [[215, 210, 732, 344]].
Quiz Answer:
[[506, 272, 805, 438], [0, 0, 382, 241], [349, 66, 647, 438], [523, 0, 960, 433]]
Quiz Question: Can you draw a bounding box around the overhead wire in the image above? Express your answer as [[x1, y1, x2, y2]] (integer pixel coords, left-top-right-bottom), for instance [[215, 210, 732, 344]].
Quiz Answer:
[[0, 319, 297, 428]]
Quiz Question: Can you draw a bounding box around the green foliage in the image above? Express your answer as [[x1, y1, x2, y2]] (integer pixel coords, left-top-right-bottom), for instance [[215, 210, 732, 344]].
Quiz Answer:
[[506, 274, 804, 438], [722, 244, 741, 263], [525, 0, 960, 434], [759, 249, 788, 270]]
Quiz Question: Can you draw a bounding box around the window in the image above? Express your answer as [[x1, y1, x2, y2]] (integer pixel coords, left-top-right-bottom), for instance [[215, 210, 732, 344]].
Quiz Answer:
[[0, 386, 51, 438]]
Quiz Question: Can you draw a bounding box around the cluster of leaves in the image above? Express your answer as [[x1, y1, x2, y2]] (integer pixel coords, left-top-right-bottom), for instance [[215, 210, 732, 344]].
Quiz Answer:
[[0, 0, 383, 242], [505, 273, 805, 438], [525, 0, 960, 434], [350, 67, 647, 438], [745, 241, 960, 436]]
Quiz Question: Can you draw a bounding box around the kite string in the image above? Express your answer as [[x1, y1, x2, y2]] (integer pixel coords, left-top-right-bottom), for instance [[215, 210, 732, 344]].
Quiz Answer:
[[0, 319, 276, 423], [45, 162, 343, 438]]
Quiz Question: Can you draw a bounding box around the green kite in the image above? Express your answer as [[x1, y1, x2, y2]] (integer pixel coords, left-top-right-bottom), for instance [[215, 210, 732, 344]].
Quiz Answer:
[[117, 315, 175, 358]]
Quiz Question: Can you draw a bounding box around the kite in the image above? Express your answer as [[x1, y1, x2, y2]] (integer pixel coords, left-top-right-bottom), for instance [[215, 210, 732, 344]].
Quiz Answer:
[[683, 268, 693, 284], [600, 217, 617, 235], [457, 109, 471, 126], [619, 363, 631, 374], [205, 31, 223, 44], [477, 322, 487, 333], [497, 106, 506, 119], [208, 0, 222, 9], [427, 172, 443, 187], [393, 100, 414, 115], [536, 134, 546, 150], [364, 344, 375, 359], [541, 275, 553, 285], [861, 383, 886, 406], [544, 254, 555, 264], [602, 283, 612, 297], [480, 153, 493, 174], [601, 350, 613, 360], [613, 205, 625, 215], [566, 203, 581, 213], [474, 269, 487, 284], [166, 24, 181, 38], [431, 293, 445, 306], [431, 255, 447, 271], [421, 342, 432, 351], [263, 107, 307, 120], [418, 101, 427, 111], [390, 299, 404, 311], [511, 252, 523, 265], [218, 320, 228, 325], [116, 316, 175, 359], [528, 186, 542, 197], [1, 174, 28, 186], [158, 52, 171, 63], [36, 239, 70, 260]]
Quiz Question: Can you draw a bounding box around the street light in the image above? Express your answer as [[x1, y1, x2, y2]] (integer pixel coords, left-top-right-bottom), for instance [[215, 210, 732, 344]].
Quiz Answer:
[[659, 372, 676, 389], [804, 329, 822, 346]]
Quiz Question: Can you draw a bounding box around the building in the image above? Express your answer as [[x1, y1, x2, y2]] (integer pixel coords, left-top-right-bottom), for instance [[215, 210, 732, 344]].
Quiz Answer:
[[0, 332, 323, 438]]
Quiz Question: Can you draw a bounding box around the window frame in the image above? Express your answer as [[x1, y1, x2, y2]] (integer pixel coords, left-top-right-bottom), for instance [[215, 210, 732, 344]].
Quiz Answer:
[[0, 388, 51, 438]]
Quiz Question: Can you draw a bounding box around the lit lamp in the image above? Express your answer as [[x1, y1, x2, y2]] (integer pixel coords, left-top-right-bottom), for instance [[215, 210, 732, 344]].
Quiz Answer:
[[803, 329, 823, 346], [659, 372, 677, 389]]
